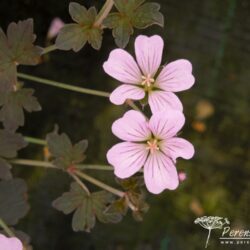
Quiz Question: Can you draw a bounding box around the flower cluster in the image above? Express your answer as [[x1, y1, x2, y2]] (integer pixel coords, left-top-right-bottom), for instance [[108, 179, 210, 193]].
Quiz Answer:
[[104, 35, 195, 194]]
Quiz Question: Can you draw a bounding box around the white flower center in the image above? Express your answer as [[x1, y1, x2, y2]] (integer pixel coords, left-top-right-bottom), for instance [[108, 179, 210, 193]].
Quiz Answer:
[[141, 74, 154, 87], [146, 139, 159, 154]]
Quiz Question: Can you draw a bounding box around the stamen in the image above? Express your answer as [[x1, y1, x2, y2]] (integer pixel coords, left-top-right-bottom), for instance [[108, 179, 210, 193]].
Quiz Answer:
[[146, 139, 159, 154], [141, 74, 154, 87]]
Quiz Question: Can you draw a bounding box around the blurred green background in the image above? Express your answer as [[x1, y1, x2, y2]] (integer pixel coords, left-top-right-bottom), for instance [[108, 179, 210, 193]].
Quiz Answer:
[[1, 0, 249, 249]]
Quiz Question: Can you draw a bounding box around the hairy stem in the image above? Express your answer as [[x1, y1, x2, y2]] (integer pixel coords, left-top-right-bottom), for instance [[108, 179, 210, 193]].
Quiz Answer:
[[94, 0, 114, 27], [0, 218, 15, 237], [75, 170, 124, 197], [42, 44, 57, 55], [17, 73, 110, 98]]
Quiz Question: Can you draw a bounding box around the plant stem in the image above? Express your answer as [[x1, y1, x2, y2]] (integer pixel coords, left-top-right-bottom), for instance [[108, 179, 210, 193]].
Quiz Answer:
[[17, 73, 110, 98], [10, 159, 137, 210], [75, 170, 124, 197], [68, 172, 90, 195], [24, 136, 47, 146], [0, 218, 15, 237], [95, 0, 114, 27], [10, 159, 58, 169], [75, 164, 113, 171], [10, 159, 113, 171], [42, 44, 57, 55]]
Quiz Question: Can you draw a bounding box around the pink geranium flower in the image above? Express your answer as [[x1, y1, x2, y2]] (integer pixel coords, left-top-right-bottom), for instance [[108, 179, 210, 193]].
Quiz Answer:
[[0, 234, 22, 250], [103, 35, 195, 113], [107, 110, 194, 194]]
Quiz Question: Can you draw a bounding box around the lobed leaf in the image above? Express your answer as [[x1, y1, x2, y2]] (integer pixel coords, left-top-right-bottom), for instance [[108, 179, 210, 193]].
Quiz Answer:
[[0, 129, 27, 159], [0, 129, 27, 180], [132, 3, 164, 29], [0, 19, 42, 86], [46, 126, 88, 170], [0, 88, 41, 131], [104, 0, 164, 48], [104, 13, 133, 48], [0, 158, 12, 180], [56, 2, 102, 51], [0, 178, 30, 225], [53, 182, 117, 232]]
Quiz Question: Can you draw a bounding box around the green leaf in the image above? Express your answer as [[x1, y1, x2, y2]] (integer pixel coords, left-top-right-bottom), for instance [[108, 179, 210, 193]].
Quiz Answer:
[[0, 129, 27, 159], [56, 3, 102, 51], [0, 19, 42, 86], [52, 182, 116, 232], [55, 24, 88, 52], [0, 129, 27, 180], [104, 13, 133, 48], [114, 0, 145, 13], [69, 3, 96, 25], [88, 28, 103, 50], [0, 88, 41, 131], [132, 3, 164, 29], [104, 0, 164, 48], [46, 126, 88, 170], [0, 158, 12, 180], [0, 178, 30, 225]]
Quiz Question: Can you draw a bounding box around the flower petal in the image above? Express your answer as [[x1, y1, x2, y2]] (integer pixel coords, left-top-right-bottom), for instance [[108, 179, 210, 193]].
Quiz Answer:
[[103, 49, 141, 84], [160, 137, 195, 162], [110, 84, 145, 105], [107, 142, 148, 178], [156, 59, 195, 92], [9, 237, 23, 250], [0, 234, 10, 249], [148, 90, 183, 113], [112, 110, 151, 142], [149, 109, 185, 139], [144, 151, 179, 194], [135, 35, 164, 77], [0, 234, 22, 250]]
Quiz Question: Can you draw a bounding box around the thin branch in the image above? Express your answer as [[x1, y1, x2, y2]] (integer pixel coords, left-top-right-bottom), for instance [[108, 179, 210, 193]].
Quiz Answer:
[[17, 73, 110, 98], [0, 218, 15, 237], [75, 164, 113, 171], [68, 172, 90, 195], [75, 170, 124, 198], [10, 159, 113, 171], [24, 136, 46, 146], [10, 159, 58, 169], [42, 44, 57, 55], [94, 0, 114, 27]]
